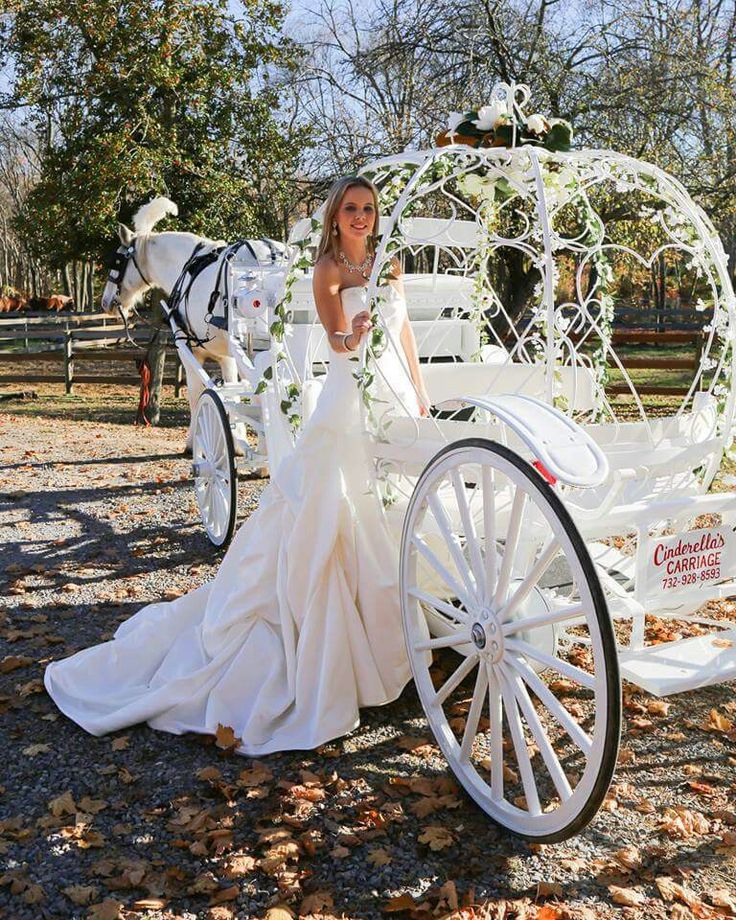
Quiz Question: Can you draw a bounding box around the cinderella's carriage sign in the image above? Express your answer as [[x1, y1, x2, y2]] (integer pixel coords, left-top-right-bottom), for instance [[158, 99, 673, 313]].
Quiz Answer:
[[168, 83, 736, 841]]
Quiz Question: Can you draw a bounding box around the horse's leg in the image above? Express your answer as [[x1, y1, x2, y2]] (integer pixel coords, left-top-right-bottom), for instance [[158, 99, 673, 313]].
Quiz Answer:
[[183, 349, 208, 454]]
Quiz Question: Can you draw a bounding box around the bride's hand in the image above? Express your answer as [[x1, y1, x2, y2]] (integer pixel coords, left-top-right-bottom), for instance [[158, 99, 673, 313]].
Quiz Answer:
[[350, 311, 372, 345]]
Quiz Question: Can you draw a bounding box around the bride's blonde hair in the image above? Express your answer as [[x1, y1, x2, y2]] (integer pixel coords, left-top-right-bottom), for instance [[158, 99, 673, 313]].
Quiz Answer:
[[316, 176, 381, 263]]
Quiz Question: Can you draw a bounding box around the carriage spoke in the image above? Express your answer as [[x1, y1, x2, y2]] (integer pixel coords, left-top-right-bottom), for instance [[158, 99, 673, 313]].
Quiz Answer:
[[499, 538, 561, 623], [432, 652, 479, 707], [481, 466, 497, 604], [494, 487, 526, 608], [497, 669, 542, 815], [502, 603, 584, 637], [459, 661, 488, 762], [487, 662, 504, 801], [412, 535, 474, 609], [500, 662, 573, 802], [413, 632, 470, 652], [504, 652, 593, 755], [427, 490, 479, 602], [451, 468, 485, 590], [408, 586, 468, 621], [505, 638, 596, 690]]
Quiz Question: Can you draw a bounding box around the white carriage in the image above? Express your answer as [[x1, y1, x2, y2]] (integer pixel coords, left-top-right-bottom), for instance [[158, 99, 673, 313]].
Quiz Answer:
[[170, 84, 736, 841]]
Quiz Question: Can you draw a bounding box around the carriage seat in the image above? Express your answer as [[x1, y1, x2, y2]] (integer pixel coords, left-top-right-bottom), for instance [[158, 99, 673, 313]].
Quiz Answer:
[[421, 360, 598, 414]]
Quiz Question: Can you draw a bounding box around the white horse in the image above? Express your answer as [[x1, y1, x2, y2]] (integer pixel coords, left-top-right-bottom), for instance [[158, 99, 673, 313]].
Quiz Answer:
[[101, 197, 271, 450]]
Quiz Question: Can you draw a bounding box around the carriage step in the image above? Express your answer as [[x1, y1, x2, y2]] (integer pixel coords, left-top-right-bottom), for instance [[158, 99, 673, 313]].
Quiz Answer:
[[619, 629, 736, 696]]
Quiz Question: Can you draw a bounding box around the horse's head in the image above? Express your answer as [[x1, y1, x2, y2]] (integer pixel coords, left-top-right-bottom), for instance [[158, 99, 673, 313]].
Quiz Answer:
[[101, 197, 178, 317]]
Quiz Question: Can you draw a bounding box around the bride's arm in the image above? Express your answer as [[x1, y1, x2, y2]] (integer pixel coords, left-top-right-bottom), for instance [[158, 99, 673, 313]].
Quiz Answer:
[[391, 265, 431, 416], [313, 257, 371, 353]]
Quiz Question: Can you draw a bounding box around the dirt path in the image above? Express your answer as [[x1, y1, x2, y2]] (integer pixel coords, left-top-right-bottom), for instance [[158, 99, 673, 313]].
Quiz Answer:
[[0, 411, 735, 920]]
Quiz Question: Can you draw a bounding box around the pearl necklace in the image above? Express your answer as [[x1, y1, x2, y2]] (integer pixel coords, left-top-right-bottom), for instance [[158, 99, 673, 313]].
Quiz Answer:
[[339, 250, 374, 280]]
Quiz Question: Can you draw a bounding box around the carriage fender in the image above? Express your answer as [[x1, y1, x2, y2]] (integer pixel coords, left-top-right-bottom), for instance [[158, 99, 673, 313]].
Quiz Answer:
[[440, 393, 609, 488]]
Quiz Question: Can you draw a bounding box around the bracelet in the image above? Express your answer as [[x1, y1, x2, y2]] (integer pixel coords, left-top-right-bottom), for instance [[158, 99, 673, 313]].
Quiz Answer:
[[342, 331, 357, 352]]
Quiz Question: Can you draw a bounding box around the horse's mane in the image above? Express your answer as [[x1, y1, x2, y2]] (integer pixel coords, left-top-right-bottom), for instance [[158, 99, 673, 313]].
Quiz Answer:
[[132, 197, 178, 234]]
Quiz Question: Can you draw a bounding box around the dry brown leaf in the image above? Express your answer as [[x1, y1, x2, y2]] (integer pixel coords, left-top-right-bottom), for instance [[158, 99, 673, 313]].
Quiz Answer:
[[712, 637, 733, 648], [223, 854, 257, 877], [330, 845, 351, 859], [23, 743, 50, 757], [215, 724, 241, 751], [239, 762, 273, 786], [300, 890, 335, 915], [608, 885, 646, 907], [110, 736, 129, 751], [197, 765, 223, 783], [64, 885, 99, 906], [22, 883, 45, 904], [535, 881, 563, 898], [660, 807, 710, 839], [614, 845, 642, 871], [48, 790, 76, 817], [87, 899, 124, 920], [367, 847, 392, 867], [264, 906, 295, 920], [131, 897, 168, 910], [710, 888, 736, 912], [383, 893, 417, 913], [418, 825, 454, 851], [0, 655, 33, 673], [209, 885, 239, 905]]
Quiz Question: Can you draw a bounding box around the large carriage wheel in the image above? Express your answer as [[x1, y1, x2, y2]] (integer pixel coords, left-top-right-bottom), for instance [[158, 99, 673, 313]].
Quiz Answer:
[[400, 438, 620, 842], [191, 389, 237, 548]]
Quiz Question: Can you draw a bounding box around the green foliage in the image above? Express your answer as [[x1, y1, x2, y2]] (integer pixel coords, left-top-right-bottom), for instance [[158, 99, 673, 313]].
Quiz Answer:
[[2, 0, 308, 266]]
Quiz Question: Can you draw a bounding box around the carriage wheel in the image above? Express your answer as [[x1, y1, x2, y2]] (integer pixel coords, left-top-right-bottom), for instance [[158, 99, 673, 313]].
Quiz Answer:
[[400, 438, 620, 842], [191, 389, 237, 548]]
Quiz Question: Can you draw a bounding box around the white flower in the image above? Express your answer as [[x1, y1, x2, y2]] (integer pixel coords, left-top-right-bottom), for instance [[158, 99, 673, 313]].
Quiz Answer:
[[447, 111, 466, 134], [526, 113, 548, 134], [472, 102, 506, 132]]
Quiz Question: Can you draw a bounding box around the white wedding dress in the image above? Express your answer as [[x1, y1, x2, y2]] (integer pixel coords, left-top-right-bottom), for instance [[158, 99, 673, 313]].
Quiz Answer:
[[44, 285, 420, 755]]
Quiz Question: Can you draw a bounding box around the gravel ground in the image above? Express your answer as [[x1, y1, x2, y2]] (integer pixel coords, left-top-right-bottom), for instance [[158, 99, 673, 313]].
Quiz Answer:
[[0, 396, 735, 920]]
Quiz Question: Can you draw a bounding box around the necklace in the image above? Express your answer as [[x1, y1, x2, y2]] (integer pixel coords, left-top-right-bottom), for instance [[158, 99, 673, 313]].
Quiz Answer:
[[339, 250, 374, 280]]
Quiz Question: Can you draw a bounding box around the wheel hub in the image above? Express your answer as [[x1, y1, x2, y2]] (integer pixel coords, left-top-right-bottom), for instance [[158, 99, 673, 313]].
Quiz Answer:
[[471, 607, 505, 663]]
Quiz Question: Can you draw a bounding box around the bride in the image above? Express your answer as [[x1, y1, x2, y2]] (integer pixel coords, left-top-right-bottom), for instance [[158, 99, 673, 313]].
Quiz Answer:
[[44, 176, 431, 755]]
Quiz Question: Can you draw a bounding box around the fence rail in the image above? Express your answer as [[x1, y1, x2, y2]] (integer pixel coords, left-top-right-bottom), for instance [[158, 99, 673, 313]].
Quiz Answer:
[[0, 320, 707, 399], [0, 328, 185, 396]]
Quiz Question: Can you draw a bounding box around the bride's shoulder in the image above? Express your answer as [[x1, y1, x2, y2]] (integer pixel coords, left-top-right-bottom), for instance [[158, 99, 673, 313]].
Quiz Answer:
[[313, 255, 341, 297]]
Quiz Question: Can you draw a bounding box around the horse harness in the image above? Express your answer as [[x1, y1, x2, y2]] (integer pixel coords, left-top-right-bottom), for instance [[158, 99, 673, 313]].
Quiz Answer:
[[166, 239, 258, 348]]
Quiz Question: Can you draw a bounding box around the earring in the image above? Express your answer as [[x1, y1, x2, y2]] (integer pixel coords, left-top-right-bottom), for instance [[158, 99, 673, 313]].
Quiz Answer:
[[332, 221, 338, 236]]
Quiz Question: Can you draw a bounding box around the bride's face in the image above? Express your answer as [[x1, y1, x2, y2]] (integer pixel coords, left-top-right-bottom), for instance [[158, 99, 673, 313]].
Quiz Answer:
[[335, 186, 375, 246]]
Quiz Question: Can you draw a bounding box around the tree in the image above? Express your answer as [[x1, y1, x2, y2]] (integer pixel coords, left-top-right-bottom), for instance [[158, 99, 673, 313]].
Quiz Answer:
[[0, 0, 308, 274]]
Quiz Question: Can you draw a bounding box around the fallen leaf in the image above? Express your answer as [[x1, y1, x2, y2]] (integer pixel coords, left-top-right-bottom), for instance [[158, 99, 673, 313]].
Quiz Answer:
[[48, 790, 76, 817], [535, 881, 563, 898], [215, 724, 241, 751], [383, 893, 416, 913], [417, 825, 454, 851], [110, 736, 129, 751], [608, 885, 646, 907], [367, 847, 392, 867], [330, 845, 350, 859], [300, 890, 334, 915], [23, 743, 50, 757], [209, 885, 239, 905], [87, 900, 124, 920], [0, 655, 33, 673], [64, 885, 99, 906], [131, 898, 168, 910], [614, 845, 642, 871], [264, 906, 295, 920]]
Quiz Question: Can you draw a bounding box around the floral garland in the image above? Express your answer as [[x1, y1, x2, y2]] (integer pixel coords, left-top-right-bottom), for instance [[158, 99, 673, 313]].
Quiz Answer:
[[437, 103, 572, 153]]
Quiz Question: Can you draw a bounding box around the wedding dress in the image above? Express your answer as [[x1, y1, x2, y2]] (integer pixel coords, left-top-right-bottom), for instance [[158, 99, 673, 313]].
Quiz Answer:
[[44, 285, 420, 755]]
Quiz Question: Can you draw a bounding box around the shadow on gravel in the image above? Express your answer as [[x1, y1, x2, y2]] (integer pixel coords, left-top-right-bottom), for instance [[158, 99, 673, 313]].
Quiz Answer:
[[1, 451, 185, 471]]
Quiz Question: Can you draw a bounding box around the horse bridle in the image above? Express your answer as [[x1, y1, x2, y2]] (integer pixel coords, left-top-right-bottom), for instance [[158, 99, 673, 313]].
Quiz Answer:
[[106, 240, 152, 346]]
